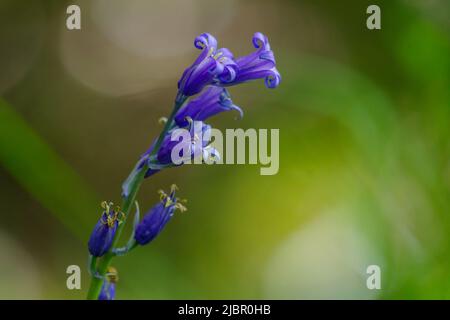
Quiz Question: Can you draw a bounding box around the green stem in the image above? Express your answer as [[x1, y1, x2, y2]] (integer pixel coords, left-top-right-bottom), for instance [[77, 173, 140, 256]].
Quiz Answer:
[[86, 94, 186, 300]]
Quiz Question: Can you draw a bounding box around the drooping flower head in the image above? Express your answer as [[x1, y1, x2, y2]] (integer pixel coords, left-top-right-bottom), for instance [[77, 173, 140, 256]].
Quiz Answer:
[[88, 202, 123, 257], [134, 185, 186, 245], [122, 32, 280, 198], [175, 86, 243, 127], [222, 32, 281, 89], [98, 266, 118, 300], [178, 33, 237, 96]]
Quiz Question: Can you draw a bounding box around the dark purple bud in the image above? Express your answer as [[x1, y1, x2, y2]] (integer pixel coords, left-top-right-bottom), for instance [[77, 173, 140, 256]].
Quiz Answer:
[[88, 202, 122, 257], [134, 185, 186, 245]]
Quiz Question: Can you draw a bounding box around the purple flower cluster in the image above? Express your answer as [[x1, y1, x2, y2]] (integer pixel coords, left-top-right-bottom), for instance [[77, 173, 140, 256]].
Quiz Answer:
[[125, 32, 280, 245], [126, 32, 280, 186], [178, 32, 280, 96]]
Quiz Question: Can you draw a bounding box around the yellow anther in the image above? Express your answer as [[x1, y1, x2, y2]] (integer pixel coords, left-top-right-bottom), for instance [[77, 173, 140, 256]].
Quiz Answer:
[[106, 266, 119, 283], [175, 203, 187, 213], [158, 189, 168, 201], [106, 215, 115, 228], [214, 51, 223, 60], [99, 201, 123, 228], [157, 185, 183, 208]]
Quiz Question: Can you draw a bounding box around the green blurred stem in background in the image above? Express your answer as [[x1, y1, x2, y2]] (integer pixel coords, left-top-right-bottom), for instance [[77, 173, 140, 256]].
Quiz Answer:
[[86, 94, 187, 300], [0, 98, 99, 239]]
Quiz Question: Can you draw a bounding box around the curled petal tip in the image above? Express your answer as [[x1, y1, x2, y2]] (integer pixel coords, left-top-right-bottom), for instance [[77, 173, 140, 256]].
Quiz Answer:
[[219, 64, 238, 83], [194, 33, 217, 51], [265, 69, 281, 89], [252, 32, 270, 50], [209, 59, 225, 75], [231, 104, 244, 119]]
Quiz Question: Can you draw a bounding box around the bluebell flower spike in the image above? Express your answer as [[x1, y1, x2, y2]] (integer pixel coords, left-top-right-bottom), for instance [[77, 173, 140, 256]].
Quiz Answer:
[[87, 31, 281, 300]]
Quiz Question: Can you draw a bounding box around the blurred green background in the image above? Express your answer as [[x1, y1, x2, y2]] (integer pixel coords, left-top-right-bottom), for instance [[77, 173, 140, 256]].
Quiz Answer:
[[0, 0, 449, 299]]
